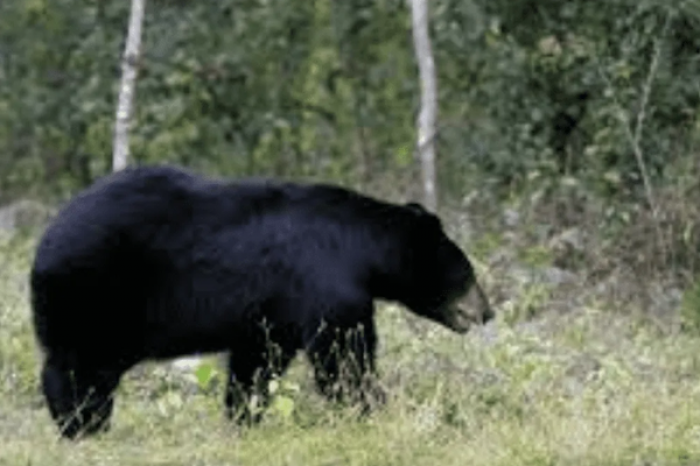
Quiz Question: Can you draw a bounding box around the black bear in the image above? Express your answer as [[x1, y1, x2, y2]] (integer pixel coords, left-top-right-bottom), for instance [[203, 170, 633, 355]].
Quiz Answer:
[[29, 164, 493, 439]]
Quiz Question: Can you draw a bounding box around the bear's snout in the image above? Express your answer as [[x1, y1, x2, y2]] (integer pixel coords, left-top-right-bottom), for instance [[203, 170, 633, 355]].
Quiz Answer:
[[444, 281, 493, 333]]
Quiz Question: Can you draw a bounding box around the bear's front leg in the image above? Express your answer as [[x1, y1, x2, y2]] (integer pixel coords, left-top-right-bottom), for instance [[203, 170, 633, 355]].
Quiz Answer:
[[41, 355, 122, 440]]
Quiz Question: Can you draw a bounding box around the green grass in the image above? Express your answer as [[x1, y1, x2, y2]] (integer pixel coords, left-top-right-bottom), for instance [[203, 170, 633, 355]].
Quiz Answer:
[[1, 231, 700, 466]]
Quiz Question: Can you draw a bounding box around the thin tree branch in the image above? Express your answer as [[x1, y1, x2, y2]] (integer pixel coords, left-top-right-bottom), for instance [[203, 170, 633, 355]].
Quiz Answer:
[[595, 9, 674, 254]]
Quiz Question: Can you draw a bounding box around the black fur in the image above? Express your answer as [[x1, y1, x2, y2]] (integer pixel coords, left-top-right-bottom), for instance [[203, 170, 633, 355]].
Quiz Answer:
[[30, 165, 492, 439]]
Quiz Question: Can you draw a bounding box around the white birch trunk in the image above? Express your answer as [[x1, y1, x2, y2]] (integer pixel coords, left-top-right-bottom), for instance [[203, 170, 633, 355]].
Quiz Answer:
[[409, 0, 438, 212], [112, 0, 147, 172]]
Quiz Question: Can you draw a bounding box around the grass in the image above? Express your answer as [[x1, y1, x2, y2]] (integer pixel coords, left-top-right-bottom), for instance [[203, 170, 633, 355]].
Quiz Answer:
[[1, 230, 700, 465]]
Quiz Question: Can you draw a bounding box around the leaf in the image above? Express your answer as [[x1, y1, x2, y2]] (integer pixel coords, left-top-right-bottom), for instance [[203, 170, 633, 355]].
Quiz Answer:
[[271, 395, 295, 419], [195, 362, 217, 390]]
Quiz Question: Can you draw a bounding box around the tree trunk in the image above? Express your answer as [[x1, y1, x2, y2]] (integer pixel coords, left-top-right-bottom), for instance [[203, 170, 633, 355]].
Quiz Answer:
[[409, 0, 438, 212], [112, 0, 146, 172]]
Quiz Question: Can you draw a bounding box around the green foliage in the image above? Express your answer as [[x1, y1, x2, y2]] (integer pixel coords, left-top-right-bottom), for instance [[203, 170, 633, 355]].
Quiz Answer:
[[434, 0, 700, 203], [0, 0, 421, 200], [194, 360, 221, 392], [2, 0, 698, 213], [0, 232, 39, 399]]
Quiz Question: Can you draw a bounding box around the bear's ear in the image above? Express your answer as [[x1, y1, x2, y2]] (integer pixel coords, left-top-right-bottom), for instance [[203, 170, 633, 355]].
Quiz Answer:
[[405, 201, 442, 234], [405, 202, 428, 215]]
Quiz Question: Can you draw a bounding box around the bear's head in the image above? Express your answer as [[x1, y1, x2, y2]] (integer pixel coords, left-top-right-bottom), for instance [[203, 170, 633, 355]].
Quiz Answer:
[[400, 202, 494, 334]]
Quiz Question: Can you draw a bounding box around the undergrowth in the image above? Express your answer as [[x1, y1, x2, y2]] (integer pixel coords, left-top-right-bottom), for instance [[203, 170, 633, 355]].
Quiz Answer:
[[1, 209, 699, 465]]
